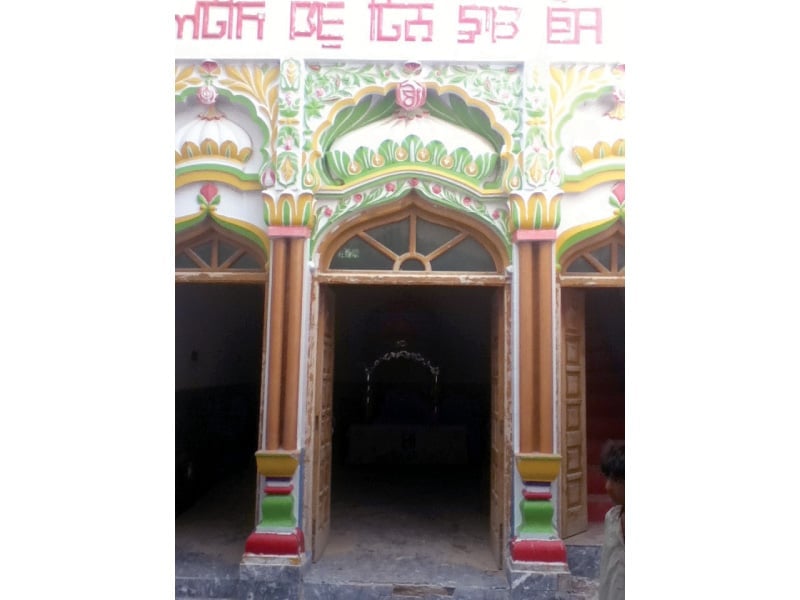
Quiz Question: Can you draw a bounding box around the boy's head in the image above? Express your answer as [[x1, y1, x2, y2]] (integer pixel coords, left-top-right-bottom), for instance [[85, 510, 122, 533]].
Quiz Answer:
[[600, 440, 625, 506]]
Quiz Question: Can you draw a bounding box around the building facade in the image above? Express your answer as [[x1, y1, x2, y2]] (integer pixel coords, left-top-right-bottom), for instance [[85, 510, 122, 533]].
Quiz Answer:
[[175, 1, 624, 597]]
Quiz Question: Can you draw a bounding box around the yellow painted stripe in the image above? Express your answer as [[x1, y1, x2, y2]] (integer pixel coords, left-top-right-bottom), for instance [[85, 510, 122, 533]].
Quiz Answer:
[[516, 453, 562, 482], [255, 451, 299, 478], [175, 170, 262, 192]]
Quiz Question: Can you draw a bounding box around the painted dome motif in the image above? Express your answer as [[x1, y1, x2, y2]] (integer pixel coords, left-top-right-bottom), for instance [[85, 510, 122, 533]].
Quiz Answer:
[[175, 104, 253, 167]]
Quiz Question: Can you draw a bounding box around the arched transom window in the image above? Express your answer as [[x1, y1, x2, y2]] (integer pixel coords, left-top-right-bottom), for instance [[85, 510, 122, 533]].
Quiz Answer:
[[559, 222, 624, 287], [325, 205, 502, 274], [175, 223, 266, 282]]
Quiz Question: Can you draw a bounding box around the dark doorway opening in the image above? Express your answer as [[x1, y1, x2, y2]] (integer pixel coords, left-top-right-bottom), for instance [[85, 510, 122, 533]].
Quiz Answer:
[[315, 284, 500, 582], [585, 287, 625, 523], [175, 283, 264, 572]]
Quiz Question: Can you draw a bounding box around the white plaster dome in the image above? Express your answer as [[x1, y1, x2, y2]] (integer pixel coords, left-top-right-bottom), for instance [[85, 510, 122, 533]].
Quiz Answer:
[[175, 105, 253, 166]]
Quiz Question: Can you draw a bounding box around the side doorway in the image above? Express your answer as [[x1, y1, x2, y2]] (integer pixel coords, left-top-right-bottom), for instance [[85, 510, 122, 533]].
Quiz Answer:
[[557, 222, 625, 538], [174, 223, 269, 570]]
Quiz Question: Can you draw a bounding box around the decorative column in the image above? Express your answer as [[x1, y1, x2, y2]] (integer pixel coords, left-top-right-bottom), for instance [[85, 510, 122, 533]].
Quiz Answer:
[[244, 190, 314, 558], [245, 58, 316, 560], [509, 188, 566, 565]]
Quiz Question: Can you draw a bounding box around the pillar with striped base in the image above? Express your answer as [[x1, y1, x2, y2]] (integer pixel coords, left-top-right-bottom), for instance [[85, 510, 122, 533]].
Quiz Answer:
[[244, 450, 304, 556], [510, 453, 567, 564]]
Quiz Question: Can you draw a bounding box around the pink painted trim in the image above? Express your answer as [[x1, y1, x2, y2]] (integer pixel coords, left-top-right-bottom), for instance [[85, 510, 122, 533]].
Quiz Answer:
[[267, 226, 311, 238], [513, 229, 557, 242], [264, 485, 294, 495], [523, 491, 552, 501]]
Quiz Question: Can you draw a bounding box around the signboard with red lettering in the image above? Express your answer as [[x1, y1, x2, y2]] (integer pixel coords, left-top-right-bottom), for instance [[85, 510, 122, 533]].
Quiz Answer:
[[175, 0, 623, 61]]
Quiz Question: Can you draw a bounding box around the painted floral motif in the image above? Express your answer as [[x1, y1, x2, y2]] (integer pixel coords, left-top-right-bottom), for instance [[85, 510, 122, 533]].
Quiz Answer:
[[194, 61, 222, 105], [197, 183, 221, 208], [197, 85, 218, 105], [402, 62, 422, 76], [176, 60, 221, 95], [523, 66, 552, 188], [303, 63, 402, 126], [199, 61, 220, 76], [277, 59, 302, 188], [427, 64, 522, 144]]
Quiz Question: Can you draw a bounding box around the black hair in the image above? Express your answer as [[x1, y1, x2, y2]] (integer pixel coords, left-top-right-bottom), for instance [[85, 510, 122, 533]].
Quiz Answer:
[[600, 439, 624, 482]]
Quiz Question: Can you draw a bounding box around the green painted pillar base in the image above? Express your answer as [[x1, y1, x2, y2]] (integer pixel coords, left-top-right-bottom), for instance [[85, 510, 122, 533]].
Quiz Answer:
[[510, 453, 567, 563], [247, 450, 303, 556]]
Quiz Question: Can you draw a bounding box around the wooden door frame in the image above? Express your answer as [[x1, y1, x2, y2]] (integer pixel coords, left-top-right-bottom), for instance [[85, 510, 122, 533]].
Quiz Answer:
[[304, 276, 512, 562], [490, 284, 512, 567], [555, 222, 624, 537], [304, 195, 513, 562], [557, 286, 588, 539]]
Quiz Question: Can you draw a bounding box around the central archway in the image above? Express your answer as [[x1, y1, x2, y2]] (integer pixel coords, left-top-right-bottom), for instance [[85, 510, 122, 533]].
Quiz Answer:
[[305, 193, 512, 572]]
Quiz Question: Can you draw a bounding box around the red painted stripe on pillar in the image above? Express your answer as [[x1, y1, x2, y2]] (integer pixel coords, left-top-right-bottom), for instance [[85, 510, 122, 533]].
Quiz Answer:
[[510, 539, 567, 563], [244, 528, 304, 556]]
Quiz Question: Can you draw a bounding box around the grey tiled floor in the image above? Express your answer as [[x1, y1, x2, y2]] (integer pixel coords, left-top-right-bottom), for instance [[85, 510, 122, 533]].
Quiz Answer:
[[176, 462, 602, 595]]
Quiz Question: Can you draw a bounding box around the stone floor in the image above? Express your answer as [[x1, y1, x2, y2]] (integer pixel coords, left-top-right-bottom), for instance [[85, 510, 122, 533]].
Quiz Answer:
[[176, 461, 602, 599]]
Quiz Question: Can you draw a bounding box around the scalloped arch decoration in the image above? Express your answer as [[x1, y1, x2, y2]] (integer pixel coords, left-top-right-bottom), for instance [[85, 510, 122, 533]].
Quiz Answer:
[[309, 82, 515, 193]]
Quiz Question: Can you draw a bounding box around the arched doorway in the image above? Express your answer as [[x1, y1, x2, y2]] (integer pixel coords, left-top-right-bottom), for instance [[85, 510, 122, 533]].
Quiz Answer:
[[305, 193, 512, 576]]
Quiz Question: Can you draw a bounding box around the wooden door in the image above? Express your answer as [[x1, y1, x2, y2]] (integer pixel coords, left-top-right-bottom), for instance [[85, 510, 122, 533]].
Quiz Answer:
[[559, 288, 588, 538], [312, 285, 334, 561], [489, 287, 509, 568]]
